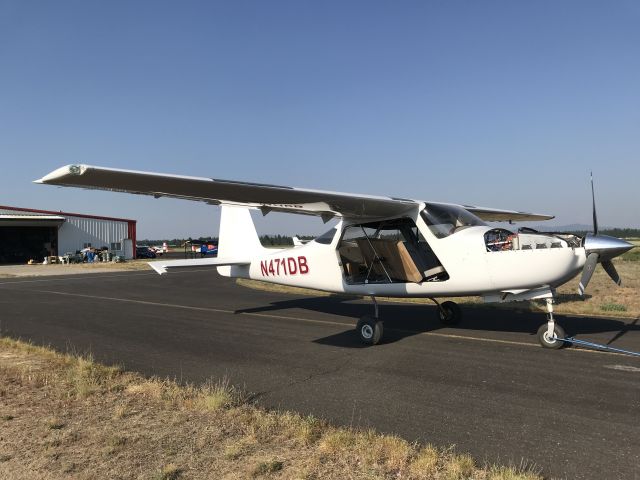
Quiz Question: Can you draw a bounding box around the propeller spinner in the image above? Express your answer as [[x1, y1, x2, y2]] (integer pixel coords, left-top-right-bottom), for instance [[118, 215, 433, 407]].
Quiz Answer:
[[578, 173, 633, 295]]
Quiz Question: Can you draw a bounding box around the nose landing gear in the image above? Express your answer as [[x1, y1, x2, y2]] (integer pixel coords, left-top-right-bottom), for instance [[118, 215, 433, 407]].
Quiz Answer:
[[537, 298, 568, 349]]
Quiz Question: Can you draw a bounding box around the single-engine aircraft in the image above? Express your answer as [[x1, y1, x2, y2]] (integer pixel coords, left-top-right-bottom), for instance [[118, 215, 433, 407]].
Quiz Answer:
[[36, 165, 633, 349]]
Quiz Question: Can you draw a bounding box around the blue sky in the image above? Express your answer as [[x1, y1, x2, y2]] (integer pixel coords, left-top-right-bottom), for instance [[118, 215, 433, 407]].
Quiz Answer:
[[1, 1, 639, 238]]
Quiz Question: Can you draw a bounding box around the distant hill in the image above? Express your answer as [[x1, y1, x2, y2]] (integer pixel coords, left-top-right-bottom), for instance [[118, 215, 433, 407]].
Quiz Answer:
[[534, 224, 593, 232]]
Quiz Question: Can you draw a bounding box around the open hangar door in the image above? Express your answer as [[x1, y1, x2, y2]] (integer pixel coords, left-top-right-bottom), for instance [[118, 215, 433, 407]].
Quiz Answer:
[[0, 217, 64, 264]]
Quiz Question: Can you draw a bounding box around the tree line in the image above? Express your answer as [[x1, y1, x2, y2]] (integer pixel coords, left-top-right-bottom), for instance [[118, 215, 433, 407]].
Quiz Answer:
[[569, 228, 640, 238], [138, 235, 316, 247]]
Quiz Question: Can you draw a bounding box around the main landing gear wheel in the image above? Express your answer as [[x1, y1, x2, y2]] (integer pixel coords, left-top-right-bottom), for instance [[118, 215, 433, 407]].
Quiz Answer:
[[536, 323, 567, 349], [356, 315, 384, 346], [438, 301, 462, 326]]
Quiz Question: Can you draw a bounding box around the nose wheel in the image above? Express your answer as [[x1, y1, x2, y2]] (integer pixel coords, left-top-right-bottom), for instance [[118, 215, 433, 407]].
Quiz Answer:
[[537, 323, 566, 349], [537, 298, 568, 349]]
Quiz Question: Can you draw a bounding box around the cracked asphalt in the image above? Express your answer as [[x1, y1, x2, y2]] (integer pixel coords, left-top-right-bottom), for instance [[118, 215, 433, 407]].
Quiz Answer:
[[1, 269, 639, 479]]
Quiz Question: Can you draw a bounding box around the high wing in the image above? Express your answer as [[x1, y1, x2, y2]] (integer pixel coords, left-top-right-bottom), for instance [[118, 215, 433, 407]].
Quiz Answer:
[[35, 164, 554, 222], [462, 206, 554, 222]]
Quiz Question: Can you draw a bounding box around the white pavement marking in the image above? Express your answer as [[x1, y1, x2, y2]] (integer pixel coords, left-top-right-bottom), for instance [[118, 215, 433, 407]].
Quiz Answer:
[[0, 269, 214, 285], [603, 364, 640, 373], [15, 288, 636, 357]]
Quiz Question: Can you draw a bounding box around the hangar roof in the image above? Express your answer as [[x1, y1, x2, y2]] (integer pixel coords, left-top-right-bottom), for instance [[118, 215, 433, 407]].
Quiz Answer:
[[0, 214, 66, 227], [0, 205, 135, 224]]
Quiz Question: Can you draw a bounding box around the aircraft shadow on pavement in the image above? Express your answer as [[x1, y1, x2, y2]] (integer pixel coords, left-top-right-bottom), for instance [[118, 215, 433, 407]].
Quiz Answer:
[[235, 296, 640, 348]]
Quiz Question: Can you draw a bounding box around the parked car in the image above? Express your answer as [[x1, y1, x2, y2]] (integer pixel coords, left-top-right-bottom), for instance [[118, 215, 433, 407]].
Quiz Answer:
[[136, 246, 157, 259]]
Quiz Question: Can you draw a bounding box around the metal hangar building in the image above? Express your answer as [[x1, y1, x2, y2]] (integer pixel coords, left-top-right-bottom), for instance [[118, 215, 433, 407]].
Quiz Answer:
[[0, 205, 136, 264]]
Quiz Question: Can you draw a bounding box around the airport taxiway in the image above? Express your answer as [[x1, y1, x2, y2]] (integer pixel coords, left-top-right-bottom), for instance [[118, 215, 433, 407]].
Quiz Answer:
[[0, 269, 638, 479]]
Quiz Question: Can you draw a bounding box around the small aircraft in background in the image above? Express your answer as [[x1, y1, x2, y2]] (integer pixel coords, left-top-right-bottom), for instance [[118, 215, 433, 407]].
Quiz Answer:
[[150, 242, 169, 256], [199, 243, 218, 256], [292, 236, 309, 247], [36, 165, 633, 349]]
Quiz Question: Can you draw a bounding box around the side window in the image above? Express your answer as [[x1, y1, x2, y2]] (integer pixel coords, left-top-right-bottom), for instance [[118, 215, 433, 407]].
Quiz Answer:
[[338, 218, 448, 284], [314, 228, 337, 245]]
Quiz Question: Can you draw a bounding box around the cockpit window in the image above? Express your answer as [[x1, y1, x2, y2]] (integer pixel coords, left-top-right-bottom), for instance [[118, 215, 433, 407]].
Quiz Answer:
[[420, 203, 487, 238]]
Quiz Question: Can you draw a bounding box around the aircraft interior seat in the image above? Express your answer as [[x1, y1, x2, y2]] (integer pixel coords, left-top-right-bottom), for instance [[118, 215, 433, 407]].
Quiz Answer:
[[403, 241, 448, 280], [356, 238, 423, 283], [339, 243, 365, 264]]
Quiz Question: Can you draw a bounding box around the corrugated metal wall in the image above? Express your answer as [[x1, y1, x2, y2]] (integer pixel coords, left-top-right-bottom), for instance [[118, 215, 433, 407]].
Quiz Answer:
[[1, 208, 133, 258], [58, 216, 129, 255]]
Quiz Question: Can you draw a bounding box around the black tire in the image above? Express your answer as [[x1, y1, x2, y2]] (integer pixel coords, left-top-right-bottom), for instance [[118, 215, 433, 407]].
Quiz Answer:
[[356, 315, 384, 345], [536, 323, 568, 349], [438, 301, 462, 326]]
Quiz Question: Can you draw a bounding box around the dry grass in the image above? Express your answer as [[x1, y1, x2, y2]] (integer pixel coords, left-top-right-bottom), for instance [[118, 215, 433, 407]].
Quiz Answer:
[[0, 337, 541, 479], [0, 260, 158, 278], [238, 258, 640, 318]]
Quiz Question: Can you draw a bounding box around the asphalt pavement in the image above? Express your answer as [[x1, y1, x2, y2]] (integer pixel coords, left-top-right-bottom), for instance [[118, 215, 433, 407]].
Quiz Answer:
[[0, 269, 638, 479]]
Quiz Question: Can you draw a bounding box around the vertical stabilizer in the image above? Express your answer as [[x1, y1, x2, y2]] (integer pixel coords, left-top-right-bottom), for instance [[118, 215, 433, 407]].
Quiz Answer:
[[217, 205, 264, 261]]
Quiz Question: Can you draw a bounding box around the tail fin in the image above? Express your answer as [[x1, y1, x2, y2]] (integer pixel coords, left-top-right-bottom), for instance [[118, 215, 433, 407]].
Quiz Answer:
[[217, 205, 264, 261]]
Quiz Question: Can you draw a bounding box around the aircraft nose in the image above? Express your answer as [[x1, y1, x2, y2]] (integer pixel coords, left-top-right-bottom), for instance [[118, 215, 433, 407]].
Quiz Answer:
[[583, 234, 634, 260]]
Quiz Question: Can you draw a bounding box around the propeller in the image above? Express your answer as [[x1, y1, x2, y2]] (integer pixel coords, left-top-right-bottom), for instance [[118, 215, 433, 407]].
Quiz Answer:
[[578, 252, 598, 295], [577, 173, 632, 295], [601, 260, 621, 286]]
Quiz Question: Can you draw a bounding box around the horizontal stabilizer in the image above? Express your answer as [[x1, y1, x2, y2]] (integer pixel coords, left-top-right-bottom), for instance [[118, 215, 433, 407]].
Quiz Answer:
[[148, 258, 250, 275]]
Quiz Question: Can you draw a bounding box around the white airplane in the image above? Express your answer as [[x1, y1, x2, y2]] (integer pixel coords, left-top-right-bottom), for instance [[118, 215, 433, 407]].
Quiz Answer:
[[36, 165, 633, 349], [151, 243, 169, 255]]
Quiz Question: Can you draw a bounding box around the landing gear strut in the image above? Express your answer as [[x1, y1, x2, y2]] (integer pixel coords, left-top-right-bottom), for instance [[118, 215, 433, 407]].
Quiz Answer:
[[356, 296, 384, 345], [536, 298, 567, 349]]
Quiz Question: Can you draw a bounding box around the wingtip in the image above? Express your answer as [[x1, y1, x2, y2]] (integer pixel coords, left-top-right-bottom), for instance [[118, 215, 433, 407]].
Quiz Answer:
[[35, 164, 87, 185]]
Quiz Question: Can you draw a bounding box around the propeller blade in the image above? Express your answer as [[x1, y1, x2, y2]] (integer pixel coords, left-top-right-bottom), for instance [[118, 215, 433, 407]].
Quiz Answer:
[[590, 172, 598, 236], [601, 259, 622, 286], [578, 252, 599, 296]]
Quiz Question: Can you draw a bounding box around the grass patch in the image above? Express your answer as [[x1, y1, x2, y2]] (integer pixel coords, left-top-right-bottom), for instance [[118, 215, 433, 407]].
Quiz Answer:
[[197, 377, 242, 411], [155, 463, 182, 480], [600, 302, 627, 312], [0, 336, 542, 479], [621, 248, 640, 261], [47, 418, 65, 430], [252, 459, 284, 477], [113, 404, 128, 419]]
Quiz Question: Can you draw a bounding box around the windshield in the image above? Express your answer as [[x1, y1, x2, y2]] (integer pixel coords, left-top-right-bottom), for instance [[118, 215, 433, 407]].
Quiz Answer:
[[420, 203, 487, 238]]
